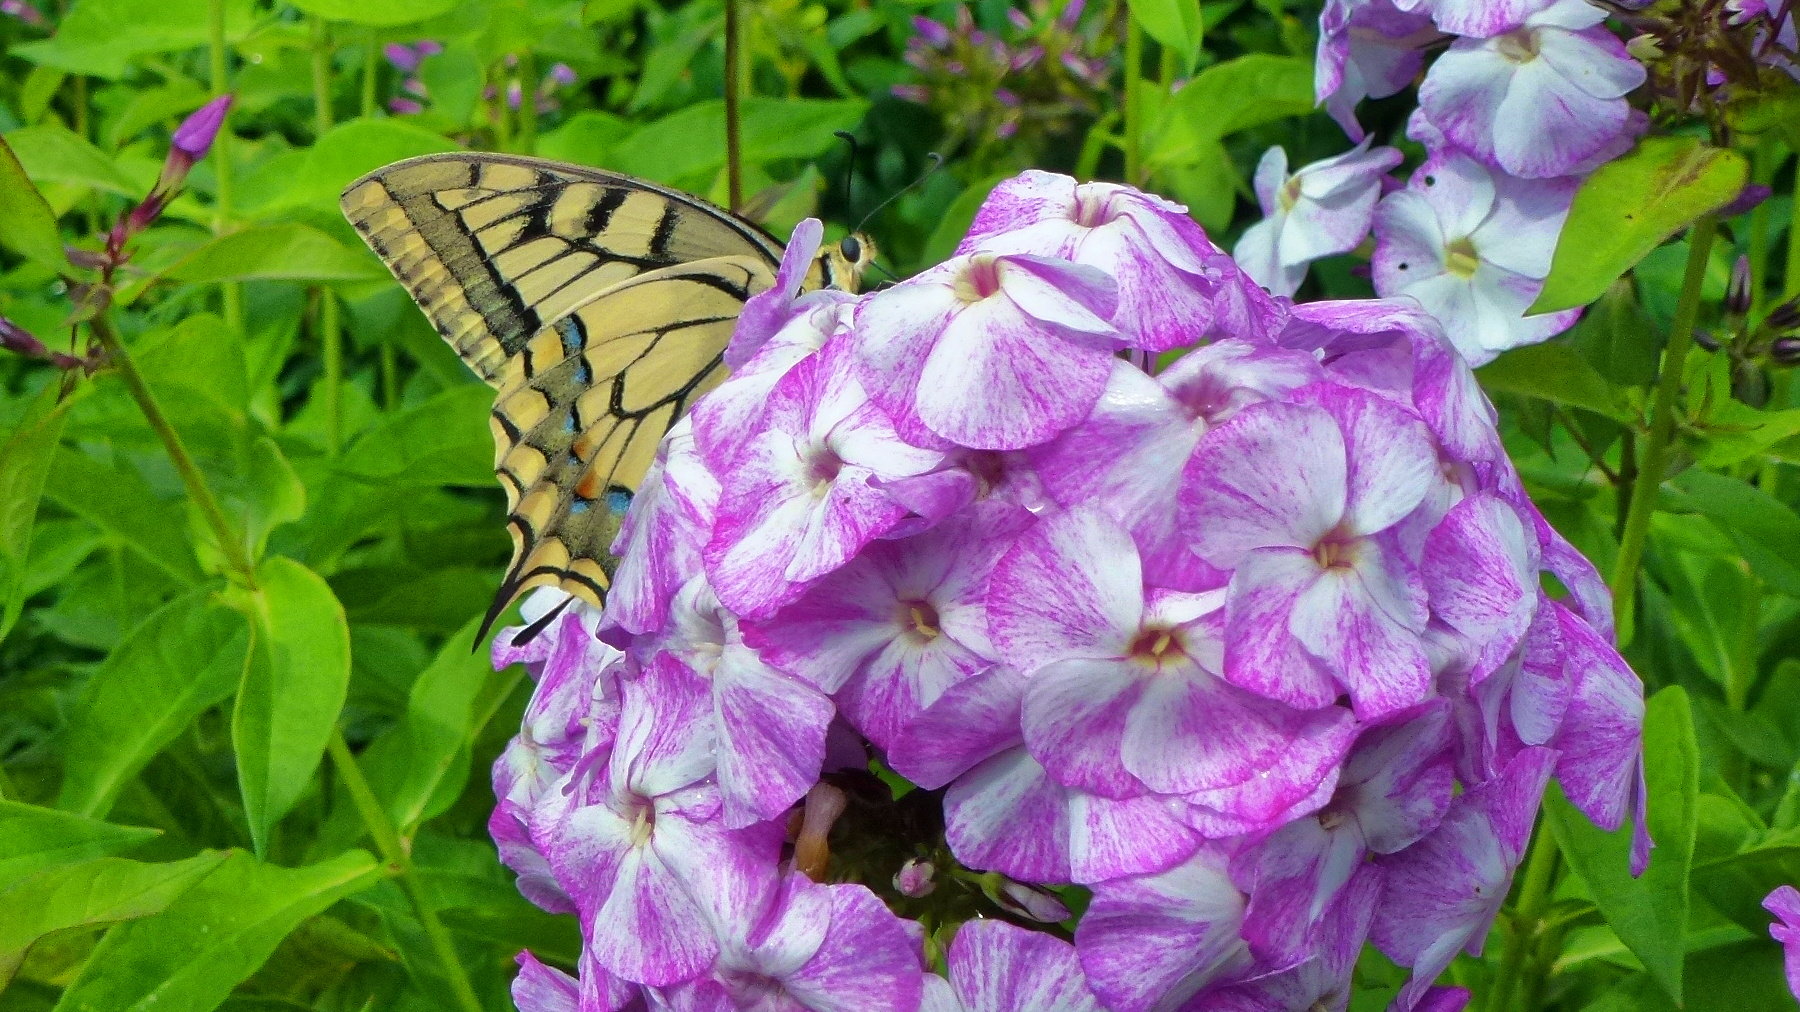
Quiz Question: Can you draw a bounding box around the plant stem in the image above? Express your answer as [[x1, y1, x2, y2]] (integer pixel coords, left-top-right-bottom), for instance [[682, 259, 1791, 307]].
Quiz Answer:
[[1788, 161, 1800, 299], [1748, 136, 1779, 313], [208, 0, 241, 334], [724, 0, 743, 209], [311, 16, 334, 137], [517, 48, 538, 155], [1123, 9, 1143, 186], [320, 290, 343, 456], [1488, 822, 1561, 1012], [362, 28, 379, 119], [1610, 215, 1718, 639], [89, 313, 256, 585], [326, 730, 484, 1012]]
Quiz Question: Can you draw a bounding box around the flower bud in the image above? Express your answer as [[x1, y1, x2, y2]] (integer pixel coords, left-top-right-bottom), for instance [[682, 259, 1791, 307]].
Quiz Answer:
[[792, 781, 847, 882], [1732, 359, 1769, 407], [172, 94, 233, 162], [1727, 255, 1753, 317], [384, 42, 422, 73], [982, 873, 1070, 923], [893, 858, 936, 897], [1, 0, 47, 25], [1772, 336, 1800, 366], [912, 15, 951, 47], [1693, 329, 1721, 352], [1719, 184, 1772, 219], [1766, 296, 1800, 334]]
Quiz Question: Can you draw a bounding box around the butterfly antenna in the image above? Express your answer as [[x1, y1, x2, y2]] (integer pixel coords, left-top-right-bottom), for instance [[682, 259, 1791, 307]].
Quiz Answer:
[[853, 152, 945, 236], [833, 130, 860, 211]]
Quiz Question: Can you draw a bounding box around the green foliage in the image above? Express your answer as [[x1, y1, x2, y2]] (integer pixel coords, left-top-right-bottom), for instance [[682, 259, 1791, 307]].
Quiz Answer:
[[0, 0, 1797, 1009], [1533, 138, 1750, 314]]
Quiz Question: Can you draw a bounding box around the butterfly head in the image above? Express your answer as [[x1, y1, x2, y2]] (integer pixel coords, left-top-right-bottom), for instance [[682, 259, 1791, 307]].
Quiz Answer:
[[817, 232, 879, 294]]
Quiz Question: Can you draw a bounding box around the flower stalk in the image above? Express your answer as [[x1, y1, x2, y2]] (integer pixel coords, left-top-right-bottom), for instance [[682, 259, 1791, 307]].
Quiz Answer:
[[326, 729, 485, 1012], [207, 0, 241, 333], [1488, 823, 1561, 1012], [724, 0, 743, 210], [86, 311, 257, 586], [1610, 214, 1718, 640]]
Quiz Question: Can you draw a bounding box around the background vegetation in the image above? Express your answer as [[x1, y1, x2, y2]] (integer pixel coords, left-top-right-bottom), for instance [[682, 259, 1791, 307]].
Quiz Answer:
[[0, 0, 1797, 1009]]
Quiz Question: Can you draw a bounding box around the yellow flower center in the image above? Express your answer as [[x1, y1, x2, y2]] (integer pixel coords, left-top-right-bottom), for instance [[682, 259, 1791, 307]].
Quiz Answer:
[[1445, 237, 1481, 279]]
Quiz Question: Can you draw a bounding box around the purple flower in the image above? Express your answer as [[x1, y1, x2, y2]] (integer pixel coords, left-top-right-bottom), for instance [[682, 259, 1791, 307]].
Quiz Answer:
[[603, 419, 718, 639], [988, 507, 1359, 802], [534, 659, 783, 986], [1074, 847, 1254, 1012], [743, 503, 1024, 748], [1372, 153, 1582, 365], [1182, 383, 1441, 718], [889, 664, 1203, 885], [922, 919, 1104, 1012], [852, 251, 1121, 451], [1315, 0, 1440, 141], [388, 97, 425, 115], [1417, 0, 1646, 179], [1371, 746, 1557, 1012], [648, 578, 835, 827], [384, 42, 422, 72], [511, 951, 580, 1012], [1030, 343, 1323, 589], [1185, 866, 1379, 1012], [1234, 141, 1403, 297], [912, 14, 952, 47], [1548, 604, 1649, 871], [1397, 0, 1541, 38], [958, 171, 1284, 351], [666, 872, 925, 1012], [1233, 703, 1454, 966], [703, 338, 948, 617], [1766, 885, 1800, 1003]]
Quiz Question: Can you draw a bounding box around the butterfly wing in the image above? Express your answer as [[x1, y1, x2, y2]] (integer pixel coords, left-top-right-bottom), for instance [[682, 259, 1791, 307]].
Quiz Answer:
[[341, 152, 788, 385], [482, 255, 775, 629], [341, 153, 790, 631]]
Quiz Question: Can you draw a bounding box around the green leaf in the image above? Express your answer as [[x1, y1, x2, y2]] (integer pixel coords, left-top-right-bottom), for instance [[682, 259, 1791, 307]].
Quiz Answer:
[[339, 384, 495, 488], [11, 0, 255, 78], [0, 800, 159, 891], [49, 849, 380, 1012], [3, 124, 138, 196], [164, 225, 387, 285], [0, 135, 69, 271], [285, 0, 458, 24], [1147, 54, 1314, 168], [1570, 279, 1659, 389], [921, 175, 1005, 271], [1131, 0, 1204, 73], [1663, 470, 1800, 598], [101, 79, 210, 150], [609, 98, 868, 185], [354, 613, 513, 833], [1532, 138, 1750, 314], [0, 387, 70, 643], [265, 118, 459, 215], [230, 558, 352, 856], [42, 447, 205, 586], [1547, 685, 1698, 1006], [1579, 941, 1790, 1012], [58, 588, 250, 819], [1476, 341, 1633, 421], [0, 852, 226, 986]]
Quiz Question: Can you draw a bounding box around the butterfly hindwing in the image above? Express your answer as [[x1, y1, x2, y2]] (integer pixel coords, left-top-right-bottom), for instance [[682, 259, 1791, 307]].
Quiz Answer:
[[480, 255, 777, 630], [341, 152, 788, 386]]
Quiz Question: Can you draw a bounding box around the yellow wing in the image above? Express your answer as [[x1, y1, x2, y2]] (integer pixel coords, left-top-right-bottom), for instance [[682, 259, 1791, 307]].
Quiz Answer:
[[341, 152, 871, 637]]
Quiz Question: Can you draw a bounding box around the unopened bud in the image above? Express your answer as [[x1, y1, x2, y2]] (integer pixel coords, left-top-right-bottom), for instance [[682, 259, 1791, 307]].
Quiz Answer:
[[894, 859, 936, 898], [1766, 296, 1800, 333], [1727, 255, 1753, 316], [1772, 336, 1800, 366], [1626, 34, 1663, 61], [983, 873, 1070, 923], [1693, 329, 1721, 352], [1719, 184, 1772, 219], [1732, 359, 1769, 407], [173, 94, 233, 161], [1, 0, 47, 26], [792, 781, 847, 882], [384, 42, 422, 73]]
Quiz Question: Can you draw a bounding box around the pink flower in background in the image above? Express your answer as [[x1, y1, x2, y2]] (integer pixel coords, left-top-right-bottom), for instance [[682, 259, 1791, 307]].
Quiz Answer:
[[1234, 140, 1403, 297], [1314, 0, 1441, 140], [1416, 0, 1646, 178], [1766, 886, 1800, 1004], [1372, 154, 1581, 364]]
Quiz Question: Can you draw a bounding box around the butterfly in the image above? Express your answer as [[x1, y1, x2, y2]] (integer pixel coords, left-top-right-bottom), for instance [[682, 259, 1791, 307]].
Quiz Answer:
[[341, 152, 876, 640]]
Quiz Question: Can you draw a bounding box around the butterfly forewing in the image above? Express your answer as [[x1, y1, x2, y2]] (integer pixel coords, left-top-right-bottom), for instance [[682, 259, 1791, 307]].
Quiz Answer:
[[341, 153, 787, 386], [342, 153, 793, 634]]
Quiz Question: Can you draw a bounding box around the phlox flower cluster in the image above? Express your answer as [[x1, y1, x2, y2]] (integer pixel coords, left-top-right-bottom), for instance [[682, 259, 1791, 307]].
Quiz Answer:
[[1236, 0, 1651, 365], [487, 174, 1648, 1012]]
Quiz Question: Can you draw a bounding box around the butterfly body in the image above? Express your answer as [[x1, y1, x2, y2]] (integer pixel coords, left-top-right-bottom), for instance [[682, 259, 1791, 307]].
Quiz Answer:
[[341, 152, 871, 634]]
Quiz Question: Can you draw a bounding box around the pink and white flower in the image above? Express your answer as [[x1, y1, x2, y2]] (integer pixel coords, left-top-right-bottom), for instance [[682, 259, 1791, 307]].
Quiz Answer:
[[1235, 141, 1403, 297]]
